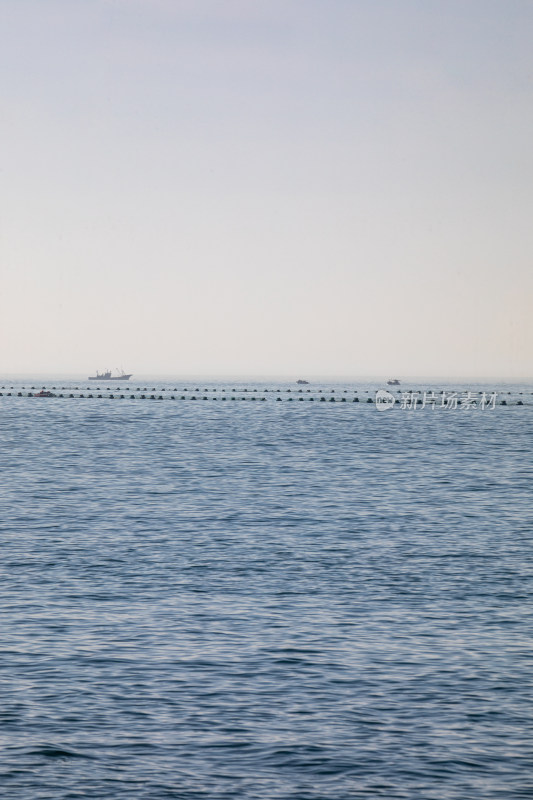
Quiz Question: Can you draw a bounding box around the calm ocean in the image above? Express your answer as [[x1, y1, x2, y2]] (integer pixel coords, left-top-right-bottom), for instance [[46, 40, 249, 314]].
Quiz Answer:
[[1, 379, 532, 799]]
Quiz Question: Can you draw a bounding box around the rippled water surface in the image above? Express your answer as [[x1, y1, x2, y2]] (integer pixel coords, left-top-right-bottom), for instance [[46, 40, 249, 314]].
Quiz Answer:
[[1, 380, 532, 799]]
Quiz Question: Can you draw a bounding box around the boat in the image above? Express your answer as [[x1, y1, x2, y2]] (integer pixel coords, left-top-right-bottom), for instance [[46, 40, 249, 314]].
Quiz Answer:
[[387, 378, 401, 386], [297, 379, 309, 385], [88, 369, 132, 381], [35, 390, 56, 397]]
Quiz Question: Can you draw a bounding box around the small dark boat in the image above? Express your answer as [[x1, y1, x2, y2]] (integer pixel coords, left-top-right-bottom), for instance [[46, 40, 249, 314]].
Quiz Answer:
[[297, 379, 309, 385], [35, 390, 56, 397], [387, 379, 401, 386]]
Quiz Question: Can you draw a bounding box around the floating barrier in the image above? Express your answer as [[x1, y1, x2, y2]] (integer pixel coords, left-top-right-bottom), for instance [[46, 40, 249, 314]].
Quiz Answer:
[[0, 386, 530, 406]]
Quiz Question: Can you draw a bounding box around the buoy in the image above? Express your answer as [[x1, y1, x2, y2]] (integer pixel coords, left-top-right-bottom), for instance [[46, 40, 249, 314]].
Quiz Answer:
[[320, 397, 326, 402], [367, 397, 373, 403], [276, 397, 281, 401], [501, 400, 507, 405]]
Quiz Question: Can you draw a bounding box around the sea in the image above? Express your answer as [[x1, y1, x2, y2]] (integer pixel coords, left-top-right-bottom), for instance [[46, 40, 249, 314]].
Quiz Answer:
[[1, 377, 532, 799]]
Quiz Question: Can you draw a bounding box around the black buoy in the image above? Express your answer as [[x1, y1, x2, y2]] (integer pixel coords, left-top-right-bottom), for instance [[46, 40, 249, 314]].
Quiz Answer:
[[367, 397, 373, 403]]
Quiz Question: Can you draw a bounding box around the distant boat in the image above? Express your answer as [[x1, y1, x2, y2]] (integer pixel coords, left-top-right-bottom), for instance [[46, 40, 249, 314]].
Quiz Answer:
[[88, 369, 132, 381], [297, 379, 309, 385], [34, 390, 56, 397], [387, 378, 401, 386]]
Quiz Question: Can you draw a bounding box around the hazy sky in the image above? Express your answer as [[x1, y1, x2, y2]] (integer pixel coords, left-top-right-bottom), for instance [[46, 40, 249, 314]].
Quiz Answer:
[[1, 0, 532, 378]]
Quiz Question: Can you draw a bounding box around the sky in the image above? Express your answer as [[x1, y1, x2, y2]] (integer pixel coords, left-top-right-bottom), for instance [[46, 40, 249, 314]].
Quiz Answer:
[[1, 0, 532, 378]]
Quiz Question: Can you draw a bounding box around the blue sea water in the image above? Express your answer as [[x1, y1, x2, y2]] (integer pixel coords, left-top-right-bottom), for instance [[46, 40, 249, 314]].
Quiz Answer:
[[1, 380, 532, 799]]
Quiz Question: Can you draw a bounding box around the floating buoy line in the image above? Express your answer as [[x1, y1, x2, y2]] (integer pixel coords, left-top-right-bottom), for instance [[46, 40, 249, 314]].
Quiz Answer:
[[0, 386, 530, 406]]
